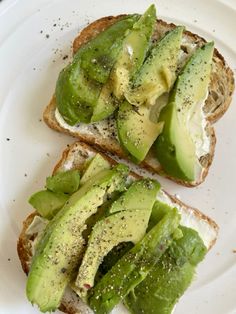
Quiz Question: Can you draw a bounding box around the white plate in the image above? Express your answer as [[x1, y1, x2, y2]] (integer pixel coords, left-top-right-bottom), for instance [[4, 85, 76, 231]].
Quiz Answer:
[[0, 0, 235, 313]]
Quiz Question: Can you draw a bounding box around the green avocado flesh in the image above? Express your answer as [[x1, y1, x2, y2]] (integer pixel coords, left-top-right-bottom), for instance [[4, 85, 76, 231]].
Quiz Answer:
[[79, 15, 139, 84], [46, 169, 80, 194], [75, 179, 160, 299], [125, 226, 207, 314], [89, 208, 180, 314], [148, 199, 172, 231], [26, 164, 128, 312], [91, 5, 156, 122], [56, 15, 139, 125], [125, 26, 184, 106], [29, 190, 69, 219], [112, 4, 156, 99], [80, 153, 111, 184], [117, 100, 164, 162], [109, 178, 160, 213], [75, 209, 151, 300], [155, 42, 214, 181], [56, 61, 101, 124], [29, 170, 81, 219], [116, 27, 183, 162], [91, 81, 119, 122]]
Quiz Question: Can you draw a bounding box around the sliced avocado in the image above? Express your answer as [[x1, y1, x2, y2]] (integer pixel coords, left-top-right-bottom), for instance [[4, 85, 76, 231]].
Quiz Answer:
[[89, 208, 180, 314], [46, 170, 80, 194], [79, 15, 140, 84], [29, 190, 69, 219], [56, 15, 139, 125], [155, 42, 214, 181], [91, 5, 156, 122], [82, 193, 121, 242], [56, 61, 101, 124], [26, 164, 129, 312], [125, 226, 207, 314], [126, 26, 184, 106], [75, 209, 151, 300], [75, 178, 159, 299], [112, 4, 157, 99], [80, 153, 111, 184], [109, 179, 160, 213], [148, 199, 171, 231], [117, 100, 164, 162], [91, 81, 119, 122]]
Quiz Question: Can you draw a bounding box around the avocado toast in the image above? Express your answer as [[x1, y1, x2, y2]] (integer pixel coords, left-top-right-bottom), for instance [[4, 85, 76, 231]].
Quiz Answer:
[[43, 5, 234, 187], [17, 141, 218, 314]]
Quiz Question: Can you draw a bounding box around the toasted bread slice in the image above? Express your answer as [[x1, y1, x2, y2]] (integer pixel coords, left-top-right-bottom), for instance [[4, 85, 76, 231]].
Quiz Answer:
[[43, 15, 234, 187], [17, 141, 218, 314]]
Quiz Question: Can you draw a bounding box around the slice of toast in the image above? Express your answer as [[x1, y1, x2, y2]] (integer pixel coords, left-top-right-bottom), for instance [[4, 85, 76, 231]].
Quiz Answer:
[[17, 141, 218, 314], [43, 15, 234, 187]]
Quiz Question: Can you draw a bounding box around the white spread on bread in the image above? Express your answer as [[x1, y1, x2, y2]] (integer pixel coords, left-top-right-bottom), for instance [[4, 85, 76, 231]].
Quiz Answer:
[[178, 38, 197, 65], [55, 108, 118, 140], [26, 215, 48, 256], [187, 92, 210, 158]]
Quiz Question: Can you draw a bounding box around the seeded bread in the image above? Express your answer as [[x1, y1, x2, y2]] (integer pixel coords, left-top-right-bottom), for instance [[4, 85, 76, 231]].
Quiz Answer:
[[43, 15, 234, 187], [17, 141, 218, 314]]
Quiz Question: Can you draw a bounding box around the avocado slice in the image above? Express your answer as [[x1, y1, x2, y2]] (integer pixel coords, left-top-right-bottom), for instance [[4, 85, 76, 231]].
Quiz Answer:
[[112, 4, 157, 99], [26, 164, 129, 312], [29, 190, 69, 219], [109, 179, 160, 213], [116, 27, 183, 162], [75, 209, 151, 300], [80, 153, 111, 184], [155, 42, 214, 181], [79, 15, 140, 84], [95, 195, 177, 278], [148, 199, 172, 231], [126, 26, 184, 106], [91, 81, 119, 122], [91, 5, 156, 122], [56, 15, 139, 125], [75, 179, 159, 299], [46, 169, 80, 194], [56, 61, 101, 124], [117, 100, 164, 162], [89, 208, 180, 314], [125, 226, 207, 314]]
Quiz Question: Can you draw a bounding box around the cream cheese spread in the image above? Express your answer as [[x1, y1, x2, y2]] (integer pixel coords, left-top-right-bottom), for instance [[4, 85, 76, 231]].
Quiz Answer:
[[55, 108, 118, 140]]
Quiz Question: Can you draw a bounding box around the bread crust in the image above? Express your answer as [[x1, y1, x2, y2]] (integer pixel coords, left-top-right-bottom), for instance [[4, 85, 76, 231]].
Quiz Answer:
[[17, 141, 218, 314], [43, 15, 234, 187]]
